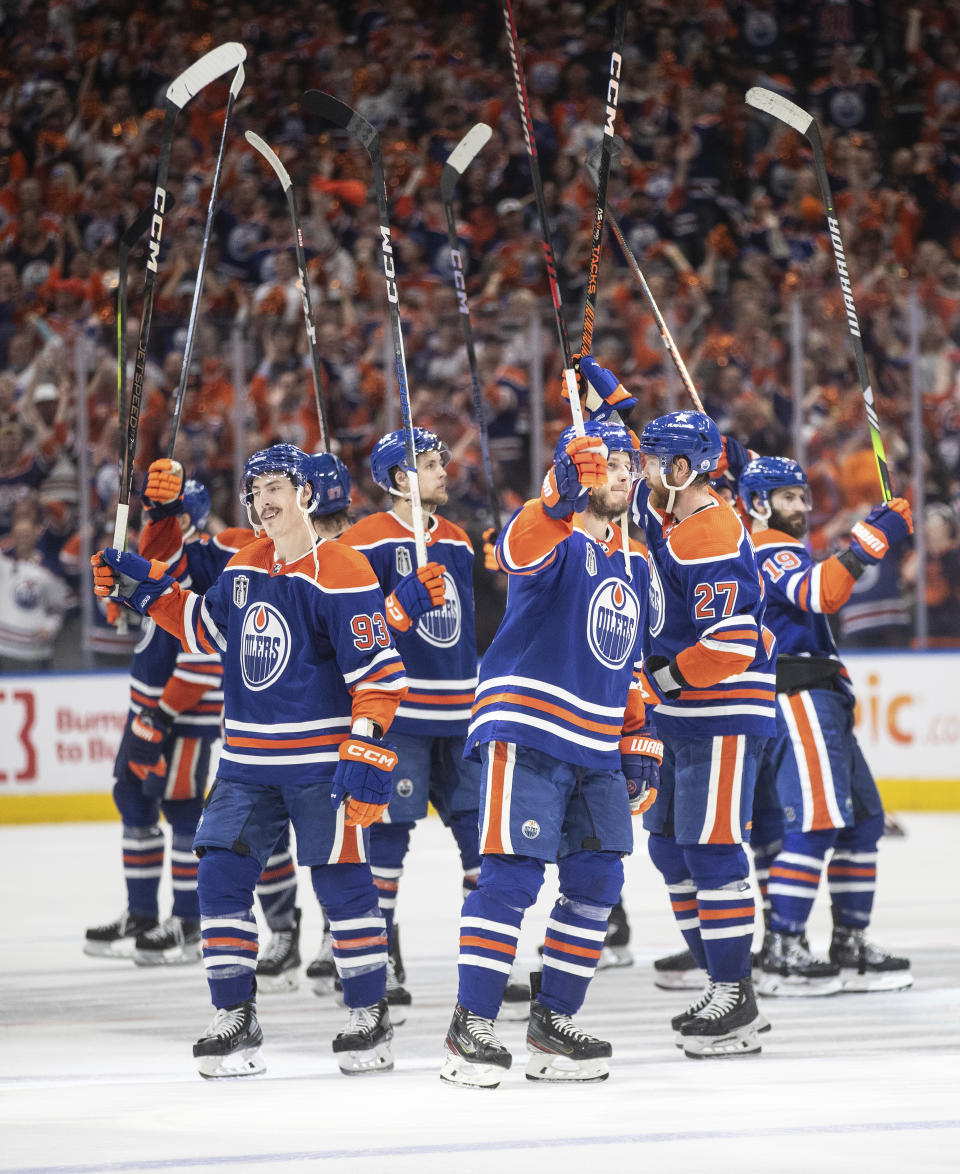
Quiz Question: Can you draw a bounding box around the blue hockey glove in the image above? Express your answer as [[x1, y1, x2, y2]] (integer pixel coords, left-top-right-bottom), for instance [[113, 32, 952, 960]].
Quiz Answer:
[[579, 355, 638, 421], [128, 709, 173, 793], [848, 498, 913, 565], [541, 434, 608, 519], [620, 727, 664, 815], [92, 548, 174, 614], [384, 562, 446, 631], [643, 654, 690, 701], [330, 735, 399, 828]]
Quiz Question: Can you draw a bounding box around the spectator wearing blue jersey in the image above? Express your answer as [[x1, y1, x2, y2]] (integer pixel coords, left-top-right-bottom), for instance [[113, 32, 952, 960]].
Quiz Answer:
[[741, 456, 914, 996]]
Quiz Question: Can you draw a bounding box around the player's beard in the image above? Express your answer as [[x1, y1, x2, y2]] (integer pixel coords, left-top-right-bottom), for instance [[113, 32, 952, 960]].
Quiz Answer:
[[646, 479, 669, 511], [769, 507, 807, 539], [587, 486, 629, 522]]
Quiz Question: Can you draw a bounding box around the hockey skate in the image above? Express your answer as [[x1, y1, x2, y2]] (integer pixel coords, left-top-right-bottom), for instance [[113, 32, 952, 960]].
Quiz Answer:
[[597, 901, 633, 969], [757, 932, 842, 997], [441, 1003, 513, 1089], [386, 957, 411, 1026], [672, 982, 771, 1047], [193, 1000, 265, 1079], [525, 999, 611, 1082], [389, 923, 406, 985], [680, 978, 763, 1058], [256, 908, 301, 992], [653, 947, 707, 990], [829, 927, 913, 992], [332, 998, 394, 1075], [132, 916, 202, 966], [84, 911, 159, 959], [306, 929, 337, 995]]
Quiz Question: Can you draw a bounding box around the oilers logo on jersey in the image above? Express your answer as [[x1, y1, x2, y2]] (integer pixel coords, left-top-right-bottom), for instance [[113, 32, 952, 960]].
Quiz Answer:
[[416, 571, 461, 648], [241, 602, 291, 691], [587, 577, 640, 669], [646, 554, 666, 637], [233, 575, 249, 608], [133, 616, 155, 654]]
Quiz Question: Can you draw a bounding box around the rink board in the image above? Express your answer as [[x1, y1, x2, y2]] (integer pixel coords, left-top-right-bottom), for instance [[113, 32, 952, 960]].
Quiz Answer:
[[1, 653, 959, 822]]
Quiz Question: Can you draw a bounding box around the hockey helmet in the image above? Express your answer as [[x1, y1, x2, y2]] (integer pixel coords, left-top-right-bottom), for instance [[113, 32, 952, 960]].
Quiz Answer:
[[739, 456, 808, 521], [639, 410, 723, 478], [240, 443, 314, 512], [309, 452, 352, 516], [370, 427, 450, 493], [182, 479, 210, 531]]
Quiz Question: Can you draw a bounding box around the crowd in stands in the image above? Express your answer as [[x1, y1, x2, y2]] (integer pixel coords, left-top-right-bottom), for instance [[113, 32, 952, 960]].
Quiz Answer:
[[2, 0, 960, 667]]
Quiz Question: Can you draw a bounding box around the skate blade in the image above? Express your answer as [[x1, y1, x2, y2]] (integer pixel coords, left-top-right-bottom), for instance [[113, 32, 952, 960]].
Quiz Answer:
[[597, 945, 634, 971], [309, 975, 338, 997], [82, 940, 137, 959], [336, 1041, 394, 1075], [386, 1000, 409, 1027], [756, 973, 841, 998], [839, 969, 913, 993], [654, 969, 708, 991], [197, 1046, 266, 1079], [256, 969, 301, 994], [132, 946, 202, 967], [682, 1028, 762, 1059], [525, 1051, 609, 1082], [440, 1050, 507, 1089], [674, 1014, 770, 1048]]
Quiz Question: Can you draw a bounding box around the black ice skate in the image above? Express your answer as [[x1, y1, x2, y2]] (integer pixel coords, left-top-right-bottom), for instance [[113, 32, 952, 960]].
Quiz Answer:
[[389, 923, 406, 985], [255, 908, 301, 992], [441, 1003, 513, 1089], [84, 911, 159, 959], [332, 998, 394, 1074], [757, 931, 842, 997], [597, 901, 633, 970], [672, 982, 771, 1047], [132, 916, 201, 966], [193, 1000, 265, 1079], [680, 978, 764, 1058], [653, 946, 706, 990], [385, 957, 411, 1026], [306, 929, 337, 996], [525, 1000, 612, 1082], [829, 927, 913, 992]]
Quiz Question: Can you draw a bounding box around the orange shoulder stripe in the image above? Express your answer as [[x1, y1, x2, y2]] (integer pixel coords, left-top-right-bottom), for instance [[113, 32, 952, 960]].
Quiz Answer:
[[667, 504, 744, 562]]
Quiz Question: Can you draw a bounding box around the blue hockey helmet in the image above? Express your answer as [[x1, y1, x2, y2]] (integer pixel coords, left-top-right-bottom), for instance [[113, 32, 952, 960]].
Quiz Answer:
[[308, 452, 352, 516], [739, 456, 808, 520], [370, 427, 450, 493], [240, 443, 314, 511], [182, 479, 210, 531], [639, 410, 723, 479], [554, 419, 641, 475]]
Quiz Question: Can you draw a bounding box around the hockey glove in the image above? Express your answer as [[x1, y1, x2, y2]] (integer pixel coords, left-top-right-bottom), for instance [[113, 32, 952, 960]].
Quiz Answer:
[[541, 435, 608, 519], [620, 727, 664, 815], [92, 548, 174, 614], [128, 709, 173, 793], [643, 654, 690, 701], [385, 561, 447, 631], [142, 458, 185, 520], [848, 498, 913, 565], [481, 527, 501, 572], [331, 735, 400, 828], [578, 355, 638, 421]]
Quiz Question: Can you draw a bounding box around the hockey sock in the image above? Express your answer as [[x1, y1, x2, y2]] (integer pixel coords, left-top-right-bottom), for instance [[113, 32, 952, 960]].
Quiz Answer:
[[312, 862, 387, 1008], [255, 848, 298, 932], [539, 896, 609, 1015], [829, 813, 882, 930], [767, 828, 836, 935], [750, 840, 778, 929], [648, 833, 707, 969], [121, 824, 164, 919], [687, 844, 754, 982], [170, 830, 200, 921], [446, 808, 482, 897], [368, 820, 413, 950], [197, 848, 262, 1009]]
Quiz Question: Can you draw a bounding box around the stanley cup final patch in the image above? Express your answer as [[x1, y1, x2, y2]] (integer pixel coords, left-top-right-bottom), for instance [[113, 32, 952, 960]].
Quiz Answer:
[[233, 574, 249, 608]]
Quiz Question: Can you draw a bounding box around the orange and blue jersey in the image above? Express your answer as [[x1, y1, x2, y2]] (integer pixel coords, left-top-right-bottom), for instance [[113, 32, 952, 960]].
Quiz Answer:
[[147, 536, 406, 784], [340, 511, 478, 737], [466, 499, 649, 769], [633, 483, 777, 738]]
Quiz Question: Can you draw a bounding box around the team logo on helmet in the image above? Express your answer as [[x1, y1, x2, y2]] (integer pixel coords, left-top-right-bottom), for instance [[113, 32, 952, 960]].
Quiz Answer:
[[417, 572, 461, 648], [521, 819, 540, 839], [586, 577, 640, 669], [233, 575, 249, 608], [240, 602, 291, 691]]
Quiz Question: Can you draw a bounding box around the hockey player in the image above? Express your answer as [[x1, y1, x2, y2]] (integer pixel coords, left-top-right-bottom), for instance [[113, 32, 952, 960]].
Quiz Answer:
[[93, 443, 407, 1078], [441, 420, 661, 1088], [84, 480, 221, 965], [739, 456, 914, 994], [339, 428, 531, 1021], [630, 406, 777, 1059]]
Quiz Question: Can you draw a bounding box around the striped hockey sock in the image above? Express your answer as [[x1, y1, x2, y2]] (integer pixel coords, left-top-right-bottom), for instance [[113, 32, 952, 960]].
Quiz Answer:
[[122, 824, 164, 919], [170, 831, 199, 921], [698, 882, 756, 982], [828, 849, 877, 929], [457, 890, 522, 1020], [539, 896, 609, 1015], [371, 865, 402, 948], [201, 910, 258, 1008], [256, 849, 298, 932], [667, 878, 708, 970], [768, 830, 834, 935], [330, 909, 388, 1008]]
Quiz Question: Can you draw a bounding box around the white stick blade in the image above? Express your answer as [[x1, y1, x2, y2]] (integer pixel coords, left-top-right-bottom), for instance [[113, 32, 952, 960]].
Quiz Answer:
[[167, 42, 247, 109], [445, 124, 492, 177], [229, 63, 245, 98], [244, 131, 292, 191], [745, 86, 813, 136]]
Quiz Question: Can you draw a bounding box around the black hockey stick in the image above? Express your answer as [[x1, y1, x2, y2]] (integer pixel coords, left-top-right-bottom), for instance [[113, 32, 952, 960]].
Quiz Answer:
[[244, 129, 330, 451], [116, 204, 155, 490], [166, 62, 245, 458], [441, 123, 501, 533], [579, 0, 626, 359], [113, 41, 247, 551], [301, 88, 427, 564], [746, 86, 892, 500], [501, 0, 585, 435]]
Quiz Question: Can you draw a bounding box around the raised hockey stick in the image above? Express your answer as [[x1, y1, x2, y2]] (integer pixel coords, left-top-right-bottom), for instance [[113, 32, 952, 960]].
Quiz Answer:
[[244, 130, 331, 452], [166, 62, 246, 457], [441, 123, 502, 533], [583, 143, 706, 414], [116, 205, 156, 490], [501, 0, 584, 435], [113, 41, 247, 552], [745, 85, 892, 500], [301, 88, 427, 565], [579, 0, 626, 359]]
